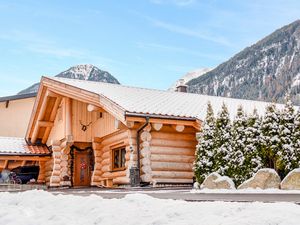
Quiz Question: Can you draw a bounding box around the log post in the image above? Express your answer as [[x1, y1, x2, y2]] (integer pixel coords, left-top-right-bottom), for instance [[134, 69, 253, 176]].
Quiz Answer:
[[140, 129, 152, 183], [37, 161, 46, 183], [91, 140, 103, 186], [59, 142, 71, 187], [65, 97, 73, 144]]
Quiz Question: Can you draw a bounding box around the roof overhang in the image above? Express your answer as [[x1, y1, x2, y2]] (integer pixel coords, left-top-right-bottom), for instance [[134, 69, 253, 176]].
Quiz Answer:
[[0, 93, 37, 103]]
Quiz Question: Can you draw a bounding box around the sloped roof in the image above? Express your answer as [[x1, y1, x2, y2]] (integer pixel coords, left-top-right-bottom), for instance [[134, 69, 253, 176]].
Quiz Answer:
[[48, 77, 285, 121], [0, 137, 50, 156], [0, 93, 36, 103]]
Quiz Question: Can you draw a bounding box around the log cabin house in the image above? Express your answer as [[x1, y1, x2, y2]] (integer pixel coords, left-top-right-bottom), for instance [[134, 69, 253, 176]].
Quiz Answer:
[[0, 76, 275, 188]]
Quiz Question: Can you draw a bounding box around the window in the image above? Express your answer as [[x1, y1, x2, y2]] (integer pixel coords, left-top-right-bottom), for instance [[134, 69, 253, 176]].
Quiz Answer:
[[112, 147, 126, 170]]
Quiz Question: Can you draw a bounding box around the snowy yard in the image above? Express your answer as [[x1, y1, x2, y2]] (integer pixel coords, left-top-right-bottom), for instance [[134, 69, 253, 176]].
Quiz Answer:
[[0, 191, 300, 225]]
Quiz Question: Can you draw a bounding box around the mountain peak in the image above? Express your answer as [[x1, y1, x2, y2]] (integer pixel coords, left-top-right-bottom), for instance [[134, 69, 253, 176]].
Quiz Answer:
[[186, 19, 300, 104], [169, 68, 212, 91], [18, 64, 120, 95]]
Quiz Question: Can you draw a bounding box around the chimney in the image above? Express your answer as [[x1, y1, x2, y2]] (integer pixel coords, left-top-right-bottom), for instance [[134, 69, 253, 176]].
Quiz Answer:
[[176, 79, 188, 92]]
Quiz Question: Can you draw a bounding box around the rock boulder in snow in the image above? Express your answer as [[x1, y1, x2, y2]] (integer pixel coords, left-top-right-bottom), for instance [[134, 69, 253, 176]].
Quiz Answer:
[[281, 168, 300, 190], [201, 172, 235, 189], [238, 168, 281, 189]]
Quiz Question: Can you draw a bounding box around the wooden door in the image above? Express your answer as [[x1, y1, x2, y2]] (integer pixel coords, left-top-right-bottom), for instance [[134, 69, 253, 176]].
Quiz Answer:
[[74, 151, 91, 186]]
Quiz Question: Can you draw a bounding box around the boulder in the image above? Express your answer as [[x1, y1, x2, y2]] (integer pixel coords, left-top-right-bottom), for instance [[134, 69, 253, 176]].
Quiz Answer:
[[238, 168, 281, 189], [281, 168, 300, 190], [201, 172, 235, 189]]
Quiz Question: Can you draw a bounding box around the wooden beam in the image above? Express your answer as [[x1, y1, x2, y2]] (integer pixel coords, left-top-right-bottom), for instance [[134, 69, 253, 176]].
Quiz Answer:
[[3, 160, 8, 169], [42, 96, 62, 144], [31, 93, 49, 143], [126, 121, 135, 129], [21, 160, 27, 166], [173, 124, 185, 132], [87, 104, 105, 112], [47, 90, 60, 98], [153, 123, 163, 131], [65, 97, 73, 143], [127, 116, 196, 127], [0, 156, 51, 161], [38, 121, 54, 127]]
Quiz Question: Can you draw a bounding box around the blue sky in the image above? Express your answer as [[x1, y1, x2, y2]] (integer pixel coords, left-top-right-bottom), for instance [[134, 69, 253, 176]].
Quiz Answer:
[[0, 0, 300, 96]]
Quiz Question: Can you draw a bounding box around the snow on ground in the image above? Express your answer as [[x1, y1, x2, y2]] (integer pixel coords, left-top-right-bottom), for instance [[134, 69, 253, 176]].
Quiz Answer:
[[191, 188, 300, 194], [0, 190, 300, 225]]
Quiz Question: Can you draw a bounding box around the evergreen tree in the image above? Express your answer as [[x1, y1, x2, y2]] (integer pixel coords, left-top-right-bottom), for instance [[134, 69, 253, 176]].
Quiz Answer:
[[293, 109, 300, 169], [243, 108, 263, 179], [231, 105, 248, 185], [279, 94, 296, 175], [214, 103, 233, 177], [260, 103, 281, 172], [194, 102, 216, 183]]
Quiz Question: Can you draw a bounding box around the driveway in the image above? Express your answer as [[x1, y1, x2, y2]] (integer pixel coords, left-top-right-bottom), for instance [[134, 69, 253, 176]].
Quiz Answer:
[[49, 187, 300, 203]]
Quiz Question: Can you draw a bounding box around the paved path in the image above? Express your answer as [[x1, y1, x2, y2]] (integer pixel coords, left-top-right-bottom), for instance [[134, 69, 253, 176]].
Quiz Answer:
[[49, 187, 300, 203]]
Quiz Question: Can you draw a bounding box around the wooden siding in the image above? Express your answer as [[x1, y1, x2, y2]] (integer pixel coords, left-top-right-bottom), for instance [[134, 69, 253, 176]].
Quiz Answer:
[[71, 100, 118, 142], [0, 97, 35, 137]]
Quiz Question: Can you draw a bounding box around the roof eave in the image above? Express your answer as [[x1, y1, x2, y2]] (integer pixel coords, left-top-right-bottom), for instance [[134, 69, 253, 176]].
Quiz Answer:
[[125, 111, 197, 121]]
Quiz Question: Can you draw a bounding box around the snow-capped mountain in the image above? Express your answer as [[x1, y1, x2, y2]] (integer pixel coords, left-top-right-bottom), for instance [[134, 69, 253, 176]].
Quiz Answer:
[[187, 20, 300, 105], [169, 68, 211, 91], [18, 64, 120, 95]]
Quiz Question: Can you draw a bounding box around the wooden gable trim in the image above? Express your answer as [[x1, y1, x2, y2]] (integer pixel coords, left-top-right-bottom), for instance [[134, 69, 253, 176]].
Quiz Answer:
[[26, 84, 48, 140], [42, 77, 126, 123]]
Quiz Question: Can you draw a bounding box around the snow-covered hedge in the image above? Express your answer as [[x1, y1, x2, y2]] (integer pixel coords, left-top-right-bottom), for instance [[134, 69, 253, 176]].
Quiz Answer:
[[194, 95, 300, 185]]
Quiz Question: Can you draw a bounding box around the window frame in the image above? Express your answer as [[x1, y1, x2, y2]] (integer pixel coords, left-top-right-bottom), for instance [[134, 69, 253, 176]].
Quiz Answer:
[[111, 146, 126, 171]]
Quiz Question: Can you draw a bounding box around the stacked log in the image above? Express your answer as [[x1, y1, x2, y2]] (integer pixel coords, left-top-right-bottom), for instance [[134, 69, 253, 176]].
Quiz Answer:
[[140, 125, 152, 183], [48, 144, 62, 187], [91, 142, 103, 186], [45, 140, 72, 187], [60, 145, 71, 186], [149, 130, 197, 184], [91, 130, 130, 186], [125, 129, 137, 179]]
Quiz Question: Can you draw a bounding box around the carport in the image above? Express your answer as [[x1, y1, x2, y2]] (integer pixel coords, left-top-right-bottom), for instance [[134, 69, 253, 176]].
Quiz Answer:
[[0, 137, 51, 184]]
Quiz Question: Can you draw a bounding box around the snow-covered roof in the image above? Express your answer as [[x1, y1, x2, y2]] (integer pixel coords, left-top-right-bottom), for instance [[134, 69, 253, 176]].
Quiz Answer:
[[0, 137, 50, 155], [48, 77, 285, 121]]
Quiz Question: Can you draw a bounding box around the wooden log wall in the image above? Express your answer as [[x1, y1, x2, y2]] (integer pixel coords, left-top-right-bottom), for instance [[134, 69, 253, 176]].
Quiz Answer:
[[91, 129, 132, 186], [91, 122, 197, 187], [148, 125, 197, 184], [45, 140, 71, 187]]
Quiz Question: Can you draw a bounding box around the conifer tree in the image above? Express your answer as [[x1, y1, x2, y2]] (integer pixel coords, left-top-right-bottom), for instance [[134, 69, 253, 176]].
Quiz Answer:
[[279, 94, 296, 175], [194, 102, 216, 183], [293, 109, 300, 169], [243, 108, 263, 178], [214, 102, 232, 177], [231, 105, 248, 185], [260, 103, 281, 172]]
